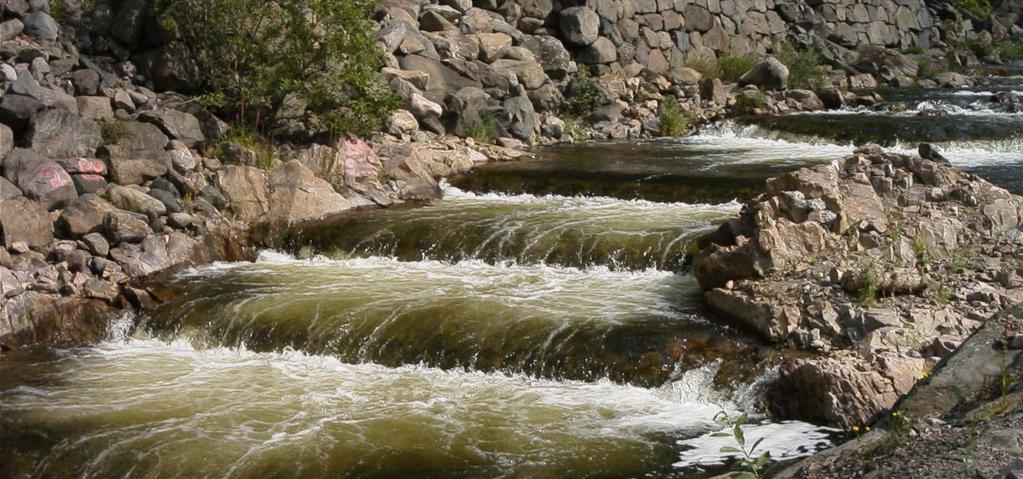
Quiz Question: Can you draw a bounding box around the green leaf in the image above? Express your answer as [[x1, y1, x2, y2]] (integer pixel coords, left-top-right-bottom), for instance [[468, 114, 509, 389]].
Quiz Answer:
[[719, 446, 743, 454], [734, 424, 745, 446], [710, 432, 732, 437], [750, 437, 765, 453], [736, 412, 748, 426], [755, 452, 771, 468]]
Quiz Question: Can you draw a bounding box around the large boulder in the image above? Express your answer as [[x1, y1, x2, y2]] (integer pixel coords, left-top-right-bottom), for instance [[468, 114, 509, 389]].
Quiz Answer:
[[0, 94, 45, 134], [399, 54, 483, 102], [103, 145, 171, 185], [106, 184, 167, 217], [58, 194, 116, 238], [215, 165, 270, 222], [2, 149, 77, 210], [559, 6, 599, 46], [0, 176, 21, 200], [520, 34, 575, 80], [111, 121, 170, 151], [27, 109, 103, 158], [739, 57, 790, 91], [267, 160, 365, 226], [578, 37, 617, 64], [490, 59, 547, 89], [139, 108, 205, 147], [22, 11, 58, 41], [0, 196, 52, 250]]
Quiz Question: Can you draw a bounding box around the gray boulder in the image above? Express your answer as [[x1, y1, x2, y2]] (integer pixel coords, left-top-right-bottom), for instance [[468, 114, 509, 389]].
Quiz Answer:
[[578, 37, 617, 64], [139, 108, 206, 147], [104, 210, 152, 244], [520, 35, 575, 79], [2, 149, 77, 210], [22, 11, 57, 41], [0, 94, 45, 134], [0, 19, 23, 42], [103, 145, 171, 185], [58, 194, 115, 237], [27, 109, 103, 158], [106, 184, 167, 217], [400, 54, 483, 102], [0, 176, 21, 200], [559, 7, 599, 46], [0, 196, 52, 250], [502, 96, 536, 142], [739, 57, 789, 91]]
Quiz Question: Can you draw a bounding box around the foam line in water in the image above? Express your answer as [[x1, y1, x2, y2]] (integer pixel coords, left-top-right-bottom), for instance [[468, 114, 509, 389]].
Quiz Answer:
[[696, 121, 1023, 167], [0, 335, 835, 477], [440, 180, 743, 209]]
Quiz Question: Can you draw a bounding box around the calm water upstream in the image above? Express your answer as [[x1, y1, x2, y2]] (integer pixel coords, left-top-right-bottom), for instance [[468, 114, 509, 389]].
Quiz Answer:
[[3, 80, 1022, 478]]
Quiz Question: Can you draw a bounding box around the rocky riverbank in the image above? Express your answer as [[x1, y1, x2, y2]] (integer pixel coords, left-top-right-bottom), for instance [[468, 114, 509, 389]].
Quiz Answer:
[[692, 146, 1023, 430]]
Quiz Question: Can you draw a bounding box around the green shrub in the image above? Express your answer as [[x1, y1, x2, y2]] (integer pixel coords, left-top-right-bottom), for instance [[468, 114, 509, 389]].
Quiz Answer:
[[953, 0, 992, 18], [775, 41, 828, 90], [735, 90, 766, 113], [916, 58, 938, 79], [903, 45, 926, 55], [719, 54, 761, 83], [565, 75, 604, 116], [686, 54, 721, 81], [561, 115, 589, 142], [997, 40, 1023, 61], [858, 268, 879, 306], [658, 99, 695, 137], [217, 125, 276, 169], [963, 38, 994, 58], [147, 0, 399, 137], [467, 113, 498, 144], [100, 119, 129, 144]]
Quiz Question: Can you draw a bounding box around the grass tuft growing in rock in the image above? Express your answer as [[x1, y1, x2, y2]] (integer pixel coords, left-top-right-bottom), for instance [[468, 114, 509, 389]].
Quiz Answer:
[[996, 40, 1023, 61], [467, 113, 499, 145], [564, 75, 605, 116], [100, 119, 129, 144], [858, 267, 880, 306], [719, 54, 761, 83], [953, 0, 992, 18], [685, 54, 722, 81], [774, 41, 828, 90], [658, 99, 695, 137]]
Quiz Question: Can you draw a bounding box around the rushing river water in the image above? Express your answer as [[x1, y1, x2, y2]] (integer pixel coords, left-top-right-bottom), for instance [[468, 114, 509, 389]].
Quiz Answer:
[[3, 79, 1023, 478]]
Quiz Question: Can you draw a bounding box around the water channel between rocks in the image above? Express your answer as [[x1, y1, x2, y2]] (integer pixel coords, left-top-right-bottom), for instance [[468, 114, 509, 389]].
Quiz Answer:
[[2, 82, 1023, 478]]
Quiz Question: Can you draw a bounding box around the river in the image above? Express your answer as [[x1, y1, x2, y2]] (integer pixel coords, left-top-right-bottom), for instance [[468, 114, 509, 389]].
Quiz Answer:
[[2, 76, 1022, 478]]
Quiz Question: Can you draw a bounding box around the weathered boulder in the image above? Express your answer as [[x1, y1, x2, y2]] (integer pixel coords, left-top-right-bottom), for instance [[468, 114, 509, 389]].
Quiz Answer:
[[559, 6, 599, 46], [739, 57, 789, 90], [215, 165, 270, 222], [104, 146, 171, 185], [474, 32, 513, 63], [104, 210, 153, 244], [106, 185, 167, 217], [139, 108, 205, 147], [0, 94, 45, 134], [400, 54, 482, 101], [0, 196, 52, 250], [27, 109, 103, 158], [520, 34, 575, 79], [578, 37, 617, 64], [0, 176, 21, 200], [58, 194, 116, 238], [267, 160, 364, 226], [22, 11, 58, 40], [2, 149, 77, 210]]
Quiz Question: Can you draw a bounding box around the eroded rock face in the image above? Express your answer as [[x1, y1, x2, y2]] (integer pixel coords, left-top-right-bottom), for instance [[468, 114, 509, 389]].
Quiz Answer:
[[694, 148, 1023, 427]]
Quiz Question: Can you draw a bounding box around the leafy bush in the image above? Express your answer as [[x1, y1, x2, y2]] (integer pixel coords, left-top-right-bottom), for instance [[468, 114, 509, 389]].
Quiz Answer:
[[658, 99, 695, 137], [997, 40, 1023, 61], [564, 75, 605, 116], [953, 0, 992, 18], [686, 54, 721, 81], [100, 119, 128, 144], [916, 58, 938, 79], [735, 90, 766, 113], [148, 0, 399, 137], [774, 41, 828, 89], [719, 54, 761, 83], [857, 267, 879, 306], [467, 113, 498, 144], [217, 125, 276, 169]]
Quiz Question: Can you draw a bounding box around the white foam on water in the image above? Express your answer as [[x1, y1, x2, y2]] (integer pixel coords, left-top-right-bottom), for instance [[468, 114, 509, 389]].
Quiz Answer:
[[0, 335, 835, 477], [694, 121, 1023, 168], [674, 421, 839, 468], [440, 179, 743, 210]]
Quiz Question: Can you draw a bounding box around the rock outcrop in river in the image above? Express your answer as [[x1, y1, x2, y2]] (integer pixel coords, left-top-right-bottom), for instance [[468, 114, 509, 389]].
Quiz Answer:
[[693, 146, 1023, 427]]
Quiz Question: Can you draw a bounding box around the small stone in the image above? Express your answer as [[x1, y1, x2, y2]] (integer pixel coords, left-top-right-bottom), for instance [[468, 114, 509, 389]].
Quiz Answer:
[[82, 232, 110, 256]]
